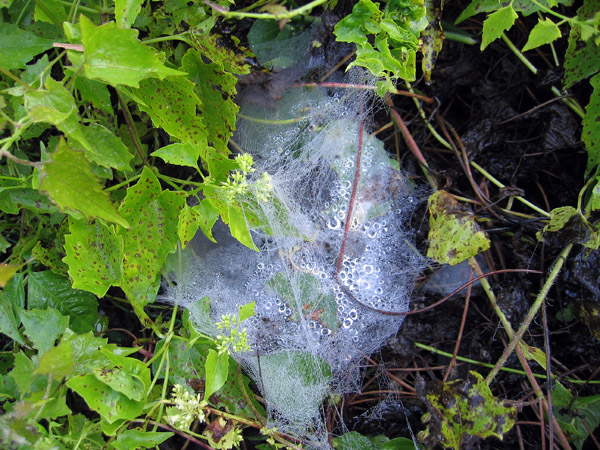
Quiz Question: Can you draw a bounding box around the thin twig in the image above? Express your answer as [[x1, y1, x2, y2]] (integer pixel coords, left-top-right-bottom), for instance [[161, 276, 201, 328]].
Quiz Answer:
[[117, 89, 147, 165], [297, 82, 434, 103], [542, 297, 555, 447], [53, 42, 83, 51], [515, 346, 572, 450], [485, 244, 574, 383], [385, 97, 429, 168], [336, 106, 364, 274], [338, 268, 542, 317], [0, 150, 44, 168]]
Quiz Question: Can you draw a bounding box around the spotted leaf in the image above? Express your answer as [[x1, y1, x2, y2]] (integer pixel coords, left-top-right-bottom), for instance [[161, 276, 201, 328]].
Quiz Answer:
[[63, 217, 124, 297], [117, 167, 184, 304]]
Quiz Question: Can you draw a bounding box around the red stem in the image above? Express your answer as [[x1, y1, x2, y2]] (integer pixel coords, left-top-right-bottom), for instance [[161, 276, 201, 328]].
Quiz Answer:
[[443, 266, 473, 383], [336, 112, 364, 274], [337, 268, 543, 316], [295, 82, 434, 103]]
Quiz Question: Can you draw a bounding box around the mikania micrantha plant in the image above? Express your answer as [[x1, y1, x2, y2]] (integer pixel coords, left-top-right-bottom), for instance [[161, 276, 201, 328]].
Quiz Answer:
[[163, 68, 424, 449]]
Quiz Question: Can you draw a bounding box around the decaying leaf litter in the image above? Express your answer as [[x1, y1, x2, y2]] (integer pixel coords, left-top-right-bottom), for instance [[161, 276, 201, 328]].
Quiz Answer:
[[0, 0, 599, 449]]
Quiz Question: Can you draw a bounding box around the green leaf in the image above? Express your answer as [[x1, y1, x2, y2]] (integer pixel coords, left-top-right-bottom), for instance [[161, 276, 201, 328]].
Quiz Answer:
[[76, 123, 134, 171], [0, 23, 53, 69], [62, 330, 123, 375], [513, 0, 573, 16], [91, 365, 145, 402], [181, 49, 239, 153], [151, 143, 200, 170], [117, 167, 184, 304], [4, 272, 25, 313], [20, 308, 69, 355], [266, 272, 338, 330], [112, 429, 173, 450], [98, 347, 150, 400], [193, 199, 219, 243], [135, 76, 208, 149], [35, 339, 75, 380], [24, 77, 76, 125], [421, 0, 444, 83], [29, 384, 71, 420], [31, 240, 69, 277], [67, 373, 145, 423], [522, 18, 562, 51], [333, 432, 420, 450], [334, 0, 425, 83], [0, 263, 19, 287], [205, 150, 239, 183], [248, 19, 312, 70], [152, 337, 205, 388], [553, 381, 600, 450], [0, 184, 59, 214], [258, 351, 331, 423], [563, 1, 600, 88], [8, 352, 35, 398], [332, 431, 377, 450], [39, 138, 130, 228], [419, 371, 516, 448], [178, 204, 199, 248], [583, 73, 600, 176], [591, 178, 600, 211], [25, 78, 130, 177], [80, 15, 185, 88], [62, 414, 105, 449], [481, 5, 518, 50], [226, 204, 258, 251], [455, 0, 505, 25], [536, 206, 578, 241], [0, 291, 24, 345], [427, 190, 490, 265], [204, 349, 229, 401], [238, 301, 255, 322], [74, 77, 113, 114], [28, 270, 99, 334], [34, 0, 68, 26], [190, 34, 251, 75], [115, 0, 144, 28], [381, 437, 422, 449], [63, 217, 124, 297]]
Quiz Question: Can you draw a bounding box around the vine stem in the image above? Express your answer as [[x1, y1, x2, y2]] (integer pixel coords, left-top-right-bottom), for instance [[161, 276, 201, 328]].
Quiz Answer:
[[413, 342, 600, 384], [336, 108, 364, 274], [130, 419, 214, 450], [485, 243, 574, 383], [470, 161, 551, 217], [500, 33, 585, 119]]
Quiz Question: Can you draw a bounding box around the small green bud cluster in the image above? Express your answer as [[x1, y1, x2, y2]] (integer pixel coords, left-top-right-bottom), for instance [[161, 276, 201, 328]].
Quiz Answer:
[[260, 426, 288, 448], [216, 313, 251, 355], [165, 384, 207, 431], [222, 154, 272, 204]]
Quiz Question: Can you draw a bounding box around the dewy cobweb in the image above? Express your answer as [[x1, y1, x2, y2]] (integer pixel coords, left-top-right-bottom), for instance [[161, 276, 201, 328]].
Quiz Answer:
[[163, 68, 424, 448]]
